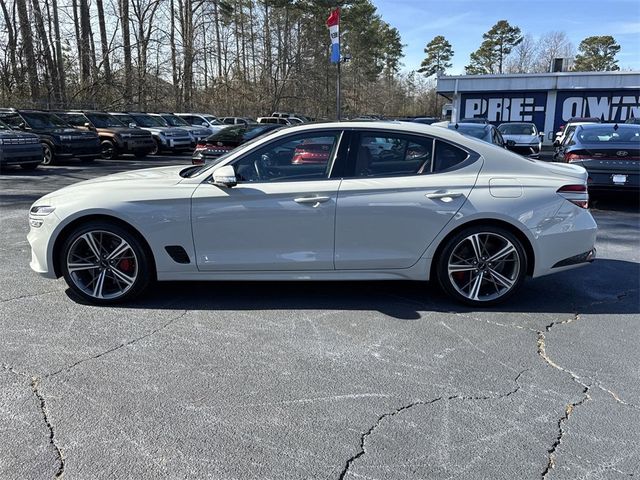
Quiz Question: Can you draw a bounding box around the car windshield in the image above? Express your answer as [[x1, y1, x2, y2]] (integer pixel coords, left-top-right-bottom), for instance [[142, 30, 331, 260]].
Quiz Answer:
[[86, 112, 125, 128], [113, 114, 135, 125], [0, 119, 11, 130], [577, 126, 640, 143], [22, 112, 69, 129], [161, 114, 189, 127], [450, 124, 488, 139], [204, 116, 222, 125], [129, 114, 166, 128], [498, 123, 536, 135]]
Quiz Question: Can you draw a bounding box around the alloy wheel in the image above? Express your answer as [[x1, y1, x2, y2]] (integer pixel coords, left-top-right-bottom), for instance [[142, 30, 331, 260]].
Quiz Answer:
[[447, 232, 521, 302], [42, 144, 53, 165], [66, 230, 138, 300]]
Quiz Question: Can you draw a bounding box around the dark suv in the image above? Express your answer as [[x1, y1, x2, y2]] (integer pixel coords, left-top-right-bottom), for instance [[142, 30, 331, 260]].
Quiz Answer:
[[0, 109, 100, 165], [57, 111, 155, 159], [0, 119, 43, 170]]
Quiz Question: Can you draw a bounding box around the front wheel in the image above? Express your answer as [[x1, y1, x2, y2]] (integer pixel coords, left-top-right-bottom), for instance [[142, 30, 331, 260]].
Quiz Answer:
[[436, 226, 527, 306], [101, 140, 118, 159], [61, 221, 152, 304], [42, 143, 55, 165]]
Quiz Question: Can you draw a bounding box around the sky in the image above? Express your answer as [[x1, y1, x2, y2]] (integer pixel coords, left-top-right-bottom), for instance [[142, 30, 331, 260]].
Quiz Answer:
[[372, 0, 640, 74]]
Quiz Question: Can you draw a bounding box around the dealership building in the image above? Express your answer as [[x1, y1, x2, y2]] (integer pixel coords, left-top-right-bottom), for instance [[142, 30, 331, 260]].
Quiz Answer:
[[436, 71, 640, 144]]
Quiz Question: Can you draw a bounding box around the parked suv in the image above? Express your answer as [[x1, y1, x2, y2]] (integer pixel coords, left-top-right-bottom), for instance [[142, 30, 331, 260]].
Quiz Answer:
[[0, 109, 100, 164], [175, 113, 224, 133], [0, 119, 43, 170], [110, 112, 192, 155], [57, 111, 155, 159], [150, 113, 211, 145]]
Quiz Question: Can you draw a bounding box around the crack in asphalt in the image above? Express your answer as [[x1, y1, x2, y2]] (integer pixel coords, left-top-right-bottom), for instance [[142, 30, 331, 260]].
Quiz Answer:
[[537, 314, 593, 479], [46, 309, 189, 378], [337, 369, 527, 480], [0, 290, 60, 303], [2, 365, 64, 478], [31, 377, 65, 478]]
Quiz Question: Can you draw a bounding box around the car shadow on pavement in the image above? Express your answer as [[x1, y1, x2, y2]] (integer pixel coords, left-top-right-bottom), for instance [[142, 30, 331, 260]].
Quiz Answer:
[[65, 259, 639, 319]]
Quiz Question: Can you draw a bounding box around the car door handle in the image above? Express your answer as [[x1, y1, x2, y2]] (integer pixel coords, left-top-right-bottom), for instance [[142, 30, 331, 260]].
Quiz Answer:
[[425, 191, 464, 200], [294, 196, 331, 206]]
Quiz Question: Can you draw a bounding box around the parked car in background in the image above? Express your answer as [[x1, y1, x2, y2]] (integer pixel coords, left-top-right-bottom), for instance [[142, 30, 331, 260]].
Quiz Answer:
[[0, 109, 100, 165], [28, 121, 597, 307], [625, 117, 640, 124], [442, 123, 511, 149], [192, 124, 282, 165], [411, 117, 439, 125], [257, 117, 292, 125], [110, 112, 192, 155], [271, 112, 310, 122], [150, 113, 211, 145], [553, 117, 601, 143], [459, 117, 490, 124], [497, 122, 543, 158], [57, 111, 155, 160], [553, 120, 601, 161], [220, 117, 257, 126], [561, 123, 639, 191], [175, 113, 224, 134], [0, 118, 43, 170]]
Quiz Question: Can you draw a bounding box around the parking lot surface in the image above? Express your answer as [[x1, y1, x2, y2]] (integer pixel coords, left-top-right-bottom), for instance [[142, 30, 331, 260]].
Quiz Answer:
[[1, 156, 639, 479]]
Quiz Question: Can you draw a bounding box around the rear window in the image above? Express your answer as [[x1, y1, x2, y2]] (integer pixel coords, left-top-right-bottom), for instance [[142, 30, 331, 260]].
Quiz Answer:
[[450, 125, 488, 140], [577, 127, 640, 143]]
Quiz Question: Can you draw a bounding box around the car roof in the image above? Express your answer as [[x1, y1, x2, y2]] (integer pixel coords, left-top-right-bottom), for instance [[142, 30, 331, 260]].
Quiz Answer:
[[577, 123, 639, 130]]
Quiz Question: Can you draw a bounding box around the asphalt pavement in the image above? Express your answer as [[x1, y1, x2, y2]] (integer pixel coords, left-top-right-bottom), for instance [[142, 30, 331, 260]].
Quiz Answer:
[[0, 154, 639, 479]]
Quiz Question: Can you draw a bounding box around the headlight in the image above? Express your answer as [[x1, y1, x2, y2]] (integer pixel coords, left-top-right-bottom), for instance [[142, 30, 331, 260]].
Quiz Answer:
[[30, 205, 56, 216], [29, 205, 55, 228], [59, 135, 72, 141], [119, 133, 132, 139]]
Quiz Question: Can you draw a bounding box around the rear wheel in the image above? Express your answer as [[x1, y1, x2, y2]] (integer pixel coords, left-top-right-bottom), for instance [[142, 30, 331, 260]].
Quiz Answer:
[[436, 226, 527, 306], [61, 221, 152, 304], [42, 143, 54, 165]]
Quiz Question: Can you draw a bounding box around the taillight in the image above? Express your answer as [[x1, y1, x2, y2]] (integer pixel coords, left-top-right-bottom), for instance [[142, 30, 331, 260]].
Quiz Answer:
[[195, 143, 207, 150], [565, 153, 589, 163], [557, 184, 588, 209]]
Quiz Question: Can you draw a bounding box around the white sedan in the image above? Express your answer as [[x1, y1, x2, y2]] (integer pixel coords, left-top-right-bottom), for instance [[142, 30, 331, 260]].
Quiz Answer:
[[28, 122, 597, 306]]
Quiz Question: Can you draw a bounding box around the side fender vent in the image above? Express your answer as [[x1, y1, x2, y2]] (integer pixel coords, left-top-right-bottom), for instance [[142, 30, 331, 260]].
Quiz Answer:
[[165, 245, 190, 264]]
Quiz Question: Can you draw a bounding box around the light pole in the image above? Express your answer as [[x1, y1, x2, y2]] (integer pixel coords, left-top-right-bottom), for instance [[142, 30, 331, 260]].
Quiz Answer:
[[337, 53, 351, 121]]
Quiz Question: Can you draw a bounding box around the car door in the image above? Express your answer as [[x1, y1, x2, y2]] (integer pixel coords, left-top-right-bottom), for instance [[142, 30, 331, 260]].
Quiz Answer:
[[334, 131, 482, 270], [191, 129, 347, 271]]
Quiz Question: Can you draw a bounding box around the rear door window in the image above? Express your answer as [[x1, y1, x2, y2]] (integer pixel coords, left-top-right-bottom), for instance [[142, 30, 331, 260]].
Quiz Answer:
[[433, 140, 469, 172], [351, 132, 433, 177]]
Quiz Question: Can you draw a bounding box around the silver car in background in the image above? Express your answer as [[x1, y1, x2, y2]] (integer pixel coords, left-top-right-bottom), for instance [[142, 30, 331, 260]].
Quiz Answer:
[[498, 122, 543, 158]]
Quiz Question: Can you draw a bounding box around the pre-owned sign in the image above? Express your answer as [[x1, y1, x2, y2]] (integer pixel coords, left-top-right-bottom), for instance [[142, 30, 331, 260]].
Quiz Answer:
[[554, 91, 639, 132], [460, 92, 547, 132]]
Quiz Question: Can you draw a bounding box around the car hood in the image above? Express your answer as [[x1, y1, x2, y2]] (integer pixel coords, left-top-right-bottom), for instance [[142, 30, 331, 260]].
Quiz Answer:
[[502, 134, 538, 143], [37, 165, 187, 204], [0, 130, 40, 140]]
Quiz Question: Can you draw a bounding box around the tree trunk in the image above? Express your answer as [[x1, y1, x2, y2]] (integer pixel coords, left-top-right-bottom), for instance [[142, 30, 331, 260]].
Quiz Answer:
[[120, 0, 133, 105], [96, 0, 112, 83], [31, 0, 59, 103], [50, 0, 66, 104], [16, 0, 39, 102], [79, 0, 93, 89]]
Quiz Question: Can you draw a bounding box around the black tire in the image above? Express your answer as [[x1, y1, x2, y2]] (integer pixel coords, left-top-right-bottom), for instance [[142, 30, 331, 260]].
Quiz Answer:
[[20, 163, 40, 170], [42, 143, 55, 165], [61, 221, 152, 305], [436, 225, 527, 307], [101, 140, 118, 160], [150, 139, 161, 155]]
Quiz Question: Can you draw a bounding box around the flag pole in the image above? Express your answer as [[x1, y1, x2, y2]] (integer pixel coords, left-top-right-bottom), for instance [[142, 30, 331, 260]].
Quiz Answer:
[[337, 50, 341, 121]]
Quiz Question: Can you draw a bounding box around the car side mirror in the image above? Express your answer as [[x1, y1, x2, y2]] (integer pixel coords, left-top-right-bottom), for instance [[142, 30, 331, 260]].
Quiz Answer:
[[129, 123, 137, 128], [18, 122, 26, 130], [212, 164, 237, 188], [84, 122, 95, 130], [539, 132, 544, 138], [202, 122, 208, 127]]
